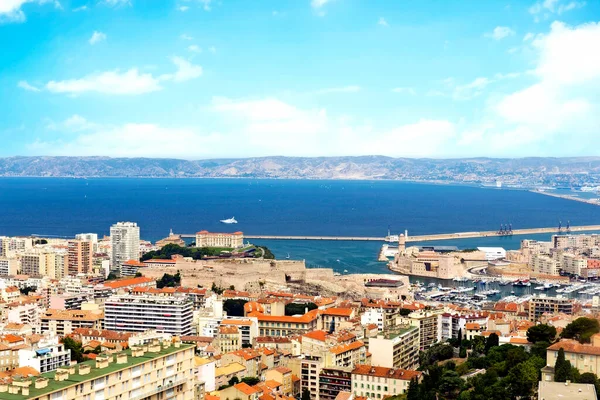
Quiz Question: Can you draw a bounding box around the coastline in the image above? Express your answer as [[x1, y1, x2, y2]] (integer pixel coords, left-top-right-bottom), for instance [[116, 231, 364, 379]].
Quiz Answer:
[[529, 189, 600, 207]]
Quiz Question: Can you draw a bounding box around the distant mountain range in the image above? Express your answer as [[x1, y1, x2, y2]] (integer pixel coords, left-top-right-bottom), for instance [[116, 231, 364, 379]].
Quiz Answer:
[[2, 156, 600, 186]]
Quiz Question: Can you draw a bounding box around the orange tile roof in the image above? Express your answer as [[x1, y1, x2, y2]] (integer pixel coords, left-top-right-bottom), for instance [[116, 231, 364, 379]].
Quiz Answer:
[[219, 326, 240, 334], [303, 330, 328, 342], [465, 323, 481, 330], [509, 337, 531, 344], [103, 276, 154, 289], [1, 334, 24, 344], [275, 366, 292, 374], [235, 382, 260, 395], [481, 330, 501, 337], [548, 340, 600, 356], [122, 260, 146, 267], [330, 340, 365, 355], [322, 308, 354, 317], [206, 395, 220, 400], [352, 364, 422, 380], [222, 319, 253, 326]]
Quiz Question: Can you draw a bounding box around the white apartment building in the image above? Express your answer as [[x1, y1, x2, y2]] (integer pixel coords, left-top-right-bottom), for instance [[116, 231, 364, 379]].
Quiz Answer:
[[368, 326, 420, 370], [360, 307, 385, 331], [110, 221, 140, 272], [104, 293, 194, 336], [351, 365, 422, 399], [531, 253, 560, 276], [0, 257, 18, 276], [561, 253, 587, 276], [0, 236, 33, 257], [18, 337, 71, 373]]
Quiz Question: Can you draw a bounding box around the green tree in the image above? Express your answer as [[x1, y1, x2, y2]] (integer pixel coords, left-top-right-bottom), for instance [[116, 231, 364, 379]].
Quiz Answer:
[[285, 302, 318, 316], [228, 376, 239, 386], [531, 341, 551, 361], [471, 336, 486, 354], [438, 370, 463, 399], [106, 272, 119, 280], [579, 372, 600, 396], [506, 356, 543, 399], [61, 337, 84, 363], [223, 299, 248, 317], [459, 347, 467, 358], [301, 388, 311, 400], [527, 324, 557, 343], [156, 272, 181, 288], [211, 282, 224, 295], [555, 348, 572, 382], [562, 317, 600, 343], [241, 377, 260, 386], [406, 378, 420, 400], [484, 333, 499, 354]]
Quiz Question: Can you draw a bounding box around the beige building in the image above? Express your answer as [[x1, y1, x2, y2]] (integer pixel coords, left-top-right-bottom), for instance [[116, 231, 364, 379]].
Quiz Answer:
[[217, 325, 242, 354], [0, 339, 196, 400], [67, 239, 93, 276], [399, 310, 442, 350], [40, 309, 104, 335], [560, 253, 587, 276], [390, 248, 483, 279], [195, 230, 244, 249], [546, 339, 600, 377], [368, 326, 420, 370], [0, 257, 18, 276], [531, 254, 560, 276], [529, 295, 574, 321], [351, 365, 422, 399]]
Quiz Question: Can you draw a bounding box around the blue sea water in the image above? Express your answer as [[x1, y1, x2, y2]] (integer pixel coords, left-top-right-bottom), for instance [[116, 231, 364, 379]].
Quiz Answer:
[[2, 177, 600, 273]]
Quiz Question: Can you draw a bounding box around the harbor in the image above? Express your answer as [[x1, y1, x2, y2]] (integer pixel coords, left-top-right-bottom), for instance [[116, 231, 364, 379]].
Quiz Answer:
[[178, 224, 600, 242]]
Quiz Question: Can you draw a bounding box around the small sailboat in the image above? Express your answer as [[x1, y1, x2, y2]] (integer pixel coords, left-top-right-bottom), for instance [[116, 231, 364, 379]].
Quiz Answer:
[[286, 253, 290, 259]]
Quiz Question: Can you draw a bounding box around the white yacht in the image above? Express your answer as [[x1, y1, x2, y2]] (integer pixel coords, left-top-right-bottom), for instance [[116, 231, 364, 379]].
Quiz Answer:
[[220, 217, 238, 224]]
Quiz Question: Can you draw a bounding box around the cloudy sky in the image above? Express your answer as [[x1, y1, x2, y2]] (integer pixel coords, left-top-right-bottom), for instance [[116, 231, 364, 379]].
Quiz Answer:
[[2, 0, 600, 159]]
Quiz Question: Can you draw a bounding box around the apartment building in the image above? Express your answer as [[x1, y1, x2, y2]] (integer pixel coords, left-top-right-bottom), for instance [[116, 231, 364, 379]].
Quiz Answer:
[[18, 338, 71, 373], [318, 367, 352, 400], [0, 257, 18, 276], [195, 230, 244, 248], [49, 293, 89, 310], [67, 239, 93, 276], [0, 237, 33, 257], [368, 326, 420, 369], [248, 309, 320, 336], [528, 295, 574, 321], [546, 339, 600, 377], [560, 253, 587, 276], [40, 310, 104, 335], [351, 365, 422, 399], [217, 325, 242, 354], [400, 310, 443, 350], [0, 340, 196, 400], [531, 254, 560, 276], [120, 260, 147, 277], [104, 293, 193, 336], [110, 221, 140, 272]]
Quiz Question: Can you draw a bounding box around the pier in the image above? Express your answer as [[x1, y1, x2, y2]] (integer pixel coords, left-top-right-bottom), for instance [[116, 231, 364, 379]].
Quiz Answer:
[[178, 224, 600, 242]]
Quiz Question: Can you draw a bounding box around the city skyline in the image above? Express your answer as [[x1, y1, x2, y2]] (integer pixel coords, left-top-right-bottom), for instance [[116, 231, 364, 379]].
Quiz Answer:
[[2, 0, 600, 159]]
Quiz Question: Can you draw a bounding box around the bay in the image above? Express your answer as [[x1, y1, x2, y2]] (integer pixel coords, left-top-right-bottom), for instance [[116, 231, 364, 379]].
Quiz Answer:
[[2, 177, 600, 272]]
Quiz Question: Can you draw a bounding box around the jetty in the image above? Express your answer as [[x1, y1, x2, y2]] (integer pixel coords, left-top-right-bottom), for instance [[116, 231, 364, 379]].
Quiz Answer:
[[177, 224, 600, 242]]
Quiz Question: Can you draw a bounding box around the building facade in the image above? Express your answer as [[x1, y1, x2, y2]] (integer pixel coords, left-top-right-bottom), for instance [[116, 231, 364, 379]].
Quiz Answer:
[[110, 222, 140, 273], [195, 231, 244, 249], [368, 326, 420, 370], [104, 293, 194, 336]]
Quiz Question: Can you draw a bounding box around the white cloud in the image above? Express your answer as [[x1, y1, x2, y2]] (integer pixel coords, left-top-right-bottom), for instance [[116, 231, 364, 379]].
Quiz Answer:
[[46, 68, 161, 95], [530, 0, 585, 15], [46, 114, 98, 131], [177, 5, 189, 11], [160, 57, 202, 82], [313, 86, 361, 95], [188, 45, 201, 53], [391, 87, 416, 95], [72, 5, 88, 11], [490, 20, 600, 152], [89, 31, 106, 45], [378, 17, 388, 27], [199, 0, 211, 11], [523, 32, 535, 41], [18, 80, 41, 92], [208, 46, 216, 53], [452, 77, 492, 100], [99, 0, 131, 7], [31, 122, 223, 158], [311, 0, 332, 16], [180, 33, 193, 41], [0, 0, 55, 23], [485, 26, 516, 40], [43, 57, 202, 95]]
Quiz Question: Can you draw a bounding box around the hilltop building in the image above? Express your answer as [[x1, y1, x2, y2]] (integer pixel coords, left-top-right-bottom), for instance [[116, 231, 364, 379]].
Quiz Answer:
[[195, 231, 244, 249]]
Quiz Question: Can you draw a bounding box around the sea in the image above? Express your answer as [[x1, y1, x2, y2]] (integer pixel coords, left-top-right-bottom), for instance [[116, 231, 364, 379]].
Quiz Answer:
[[2, 177, 600, 280]]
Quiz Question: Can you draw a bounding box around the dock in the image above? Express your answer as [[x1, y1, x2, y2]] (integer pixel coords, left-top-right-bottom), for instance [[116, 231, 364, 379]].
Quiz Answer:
[[178, 224, 600, 242]]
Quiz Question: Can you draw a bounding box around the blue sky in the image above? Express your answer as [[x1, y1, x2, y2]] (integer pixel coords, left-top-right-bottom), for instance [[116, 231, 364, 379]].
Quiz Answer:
[[1, 0, 600, 159]]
